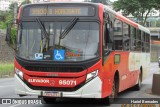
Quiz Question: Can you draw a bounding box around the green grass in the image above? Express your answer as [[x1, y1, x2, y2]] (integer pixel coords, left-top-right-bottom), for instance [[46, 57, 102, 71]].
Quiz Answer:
[[0, 63, 14, 72], [0, 63, 14, 75]]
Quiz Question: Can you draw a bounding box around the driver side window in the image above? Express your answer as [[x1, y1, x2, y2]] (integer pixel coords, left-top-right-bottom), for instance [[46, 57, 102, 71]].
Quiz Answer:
[[104, 22, 113, 50]]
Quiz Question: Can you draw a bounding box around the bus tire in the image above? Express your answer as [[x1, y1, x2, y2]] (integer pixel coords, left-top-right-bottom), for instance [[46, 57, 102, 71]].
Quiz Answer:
[[43, 97, 57, 104], [134, 71, 142, 90], [102, 75, 119, 105]]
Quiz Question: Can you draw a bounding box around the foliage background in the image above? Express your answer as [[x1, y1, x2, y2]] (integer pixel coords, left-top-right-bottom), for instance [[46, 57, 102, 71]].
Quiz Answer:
[[0, 0, 31, 78], [0, 0, 31, 44], [112, 0, 160, 26]]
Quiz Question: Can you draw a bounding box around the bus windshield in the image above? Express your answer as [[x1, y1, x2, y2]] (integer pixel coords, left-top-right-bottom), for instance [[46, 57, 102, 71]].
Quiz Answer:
[[17, 21, 100, 61]]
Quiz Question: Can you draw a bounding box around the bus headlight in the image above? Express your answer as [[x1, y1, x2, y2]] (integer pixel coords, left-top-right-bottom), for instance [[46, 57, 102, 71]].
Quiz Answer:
[[15, 68, 23, 80], [86, 70, 99, 82]]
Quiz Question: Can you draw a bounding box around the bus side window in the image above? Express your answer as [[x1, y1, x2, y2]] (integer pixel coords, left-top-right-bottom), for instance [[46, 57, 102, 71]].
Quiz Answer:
[[113, 19, 123, 50], [142, 32, 145, 52], [136, 30, 142, 52], [130, 27, 136, 51], [123, 23, 130, 51]]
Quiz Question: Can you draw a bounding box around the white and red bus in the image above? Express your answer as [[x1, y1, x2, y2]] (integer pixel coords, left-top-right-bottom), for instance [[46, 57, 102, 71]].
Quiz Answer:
[[8, 2, 150, 104]]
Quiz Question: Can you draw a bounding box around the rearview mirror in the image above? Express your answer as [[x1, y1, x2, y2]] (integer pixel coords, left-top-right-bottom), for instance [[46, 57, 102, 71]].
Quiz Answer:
[[5, 26, 11, 42], [5, 22, 17, 51]]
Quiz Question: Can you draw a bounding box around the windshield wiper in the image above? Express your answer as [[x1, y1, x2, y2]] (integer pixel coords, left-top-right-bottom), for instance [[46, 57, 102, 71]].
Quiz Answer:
[[35, 18, 49, 52], [59, 17, 79, 39], [57, 17, 78, 48], [35, 18, 49, 39]]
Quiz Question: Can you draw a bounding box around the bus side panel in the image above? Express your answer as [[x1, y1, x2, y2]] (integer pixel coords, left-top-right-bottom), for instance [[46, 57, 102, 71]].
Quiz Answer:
[[114, 52, 130, 92], [101, 51, 130, 98], [128, 52, 140, 88], [128, 52, 150, 87], [101, 51, 150, 98], [141, 53, 150, 81], [101, 53, 114, 98]]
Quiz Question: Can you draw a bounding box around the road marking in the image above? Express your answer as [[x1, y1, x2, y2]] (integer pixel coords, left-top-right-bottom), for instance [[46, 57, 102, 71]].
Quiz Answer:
[[10, 104, 21, 107], [0, 85, 15, 88]]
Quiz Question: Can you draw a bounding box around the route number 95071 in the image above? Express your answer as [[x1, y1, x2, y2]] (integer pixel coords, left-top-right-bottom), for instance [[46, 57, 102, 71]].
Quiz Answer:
[[59, 80, 76, 86]]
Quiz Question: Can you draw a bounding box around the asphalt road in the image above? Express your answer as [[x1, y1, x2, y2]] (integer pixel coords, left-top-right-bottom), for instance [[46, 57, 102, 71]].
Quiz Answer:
[[0, 63, 160, 107]]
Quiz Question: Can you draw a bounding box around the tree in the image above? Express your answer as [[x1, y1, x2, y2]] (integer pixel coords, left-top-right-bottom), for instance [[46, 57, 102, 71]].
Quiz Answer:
[[113, 0, 160, 26], [0, 2, 19, 44], [20, 0, 31, 5], [9, 2, 18, 21]]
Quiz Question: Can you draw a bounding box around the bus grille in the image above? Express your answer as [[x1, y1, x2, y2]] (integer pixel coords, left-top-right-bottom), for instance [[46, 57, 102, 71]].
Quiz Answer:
[[24, 66, 84, 72], [24, 80, 85, 92]]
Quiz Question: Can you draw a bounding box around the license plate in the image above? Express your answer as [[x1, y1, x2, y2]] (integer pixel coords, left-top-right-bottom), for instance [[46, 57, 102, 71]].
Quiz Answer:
[[43, 91, 61, 97]]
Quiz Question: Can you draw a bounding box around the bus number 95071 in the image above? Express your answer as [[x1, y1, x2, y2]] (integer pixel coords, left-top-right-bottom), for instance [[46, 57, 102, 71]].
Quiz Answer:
[[59, 80, 77, 86]]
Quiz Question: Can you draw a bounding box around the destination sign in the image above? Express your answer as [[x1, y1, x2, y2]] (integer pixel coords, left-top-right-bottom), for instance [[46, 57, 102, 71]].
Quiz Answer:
[[23, 5, 95, 17]]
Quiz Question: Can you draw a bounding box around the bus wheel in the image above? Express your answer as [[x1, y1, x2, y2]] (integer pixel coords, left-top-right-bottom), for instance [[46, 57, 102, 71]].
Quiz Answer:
[[43, 97, 57, 104], [134, 72, 142, 90], [108, 77, 118, 103]]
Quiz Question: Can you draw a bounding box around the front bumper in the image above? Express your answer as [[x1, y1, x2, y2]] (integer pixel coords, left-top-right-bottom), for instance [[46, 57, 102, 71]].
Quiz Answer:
[[15, 74, 102, 98]]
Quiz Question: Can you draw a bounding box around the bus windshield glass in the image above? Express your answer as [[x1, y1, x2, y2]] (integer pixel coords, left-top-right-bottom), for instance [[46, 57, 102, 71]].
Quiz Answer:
[[17, 21, 99, 61]]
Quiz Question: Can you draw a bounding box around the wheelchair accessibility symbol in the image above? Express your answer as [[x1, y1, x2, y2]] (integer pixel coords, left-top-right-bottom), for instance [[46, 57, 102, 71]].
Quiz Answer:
[[54, 50, 65, 61]]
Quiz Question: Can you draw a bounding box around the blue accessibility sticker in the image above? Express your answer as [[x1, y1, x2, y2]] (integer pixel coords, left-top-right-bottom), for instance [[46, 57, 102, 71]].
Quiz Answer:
[[54, 50, 65, 61]]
